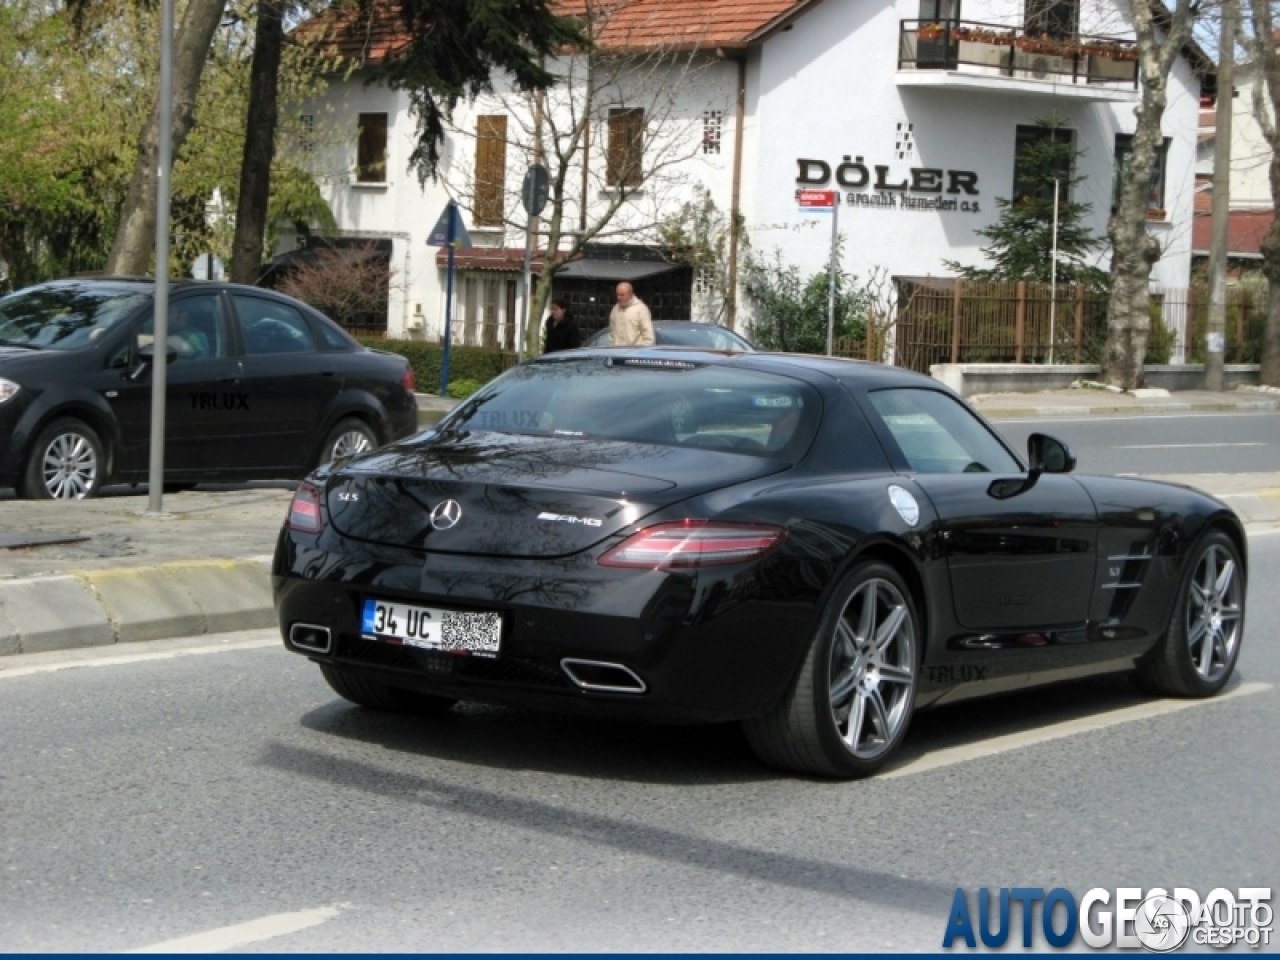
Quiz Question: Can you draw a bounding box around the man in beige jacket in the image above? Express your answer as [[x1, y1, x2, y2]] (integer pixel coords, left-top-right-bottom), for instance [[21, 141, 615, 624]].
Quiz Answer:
[[608, 282, 656, 346]]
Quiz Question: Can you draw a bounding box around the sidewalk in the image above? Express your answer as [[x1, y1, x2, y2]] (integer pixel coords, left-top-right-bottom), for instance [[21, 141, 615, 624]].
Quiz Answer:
[[2, 389, 1278, 660], [970, 385, 1280, 419]]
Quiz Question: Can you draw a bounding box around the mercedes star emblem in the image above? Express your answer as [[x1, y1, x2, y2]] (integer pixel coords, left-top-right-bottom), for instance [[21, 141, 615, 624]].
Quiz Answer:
[[429, 499, 463, 530]]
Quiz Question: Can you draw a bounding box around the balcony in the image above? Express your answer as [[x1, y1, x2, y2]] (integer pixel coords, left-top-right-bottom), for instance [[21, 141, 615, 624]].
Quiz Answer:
[[897, 19, 1139, 102]]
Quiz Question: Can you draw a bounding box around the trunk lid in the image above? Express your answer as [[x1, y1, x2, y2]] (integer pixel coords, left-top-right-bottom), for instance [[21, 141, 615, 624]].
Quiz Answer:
[[324, 431, 788, 557]]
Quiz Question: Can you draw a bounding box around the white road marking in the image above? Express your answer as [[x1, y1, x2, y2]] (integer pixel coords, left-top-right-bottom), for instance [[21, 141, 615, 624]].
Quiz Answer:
[[0, 632, 278, 680], [129, 905, 341, 953], [1117, 443, 1267, 449], [1248, 527, 1280, 537], [882, 681, 1271, 780]]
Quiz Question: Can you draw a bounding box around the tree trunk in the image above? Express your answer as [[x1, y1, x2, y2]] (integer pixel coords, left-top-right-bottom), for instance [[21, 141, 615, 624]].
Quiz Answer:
[[105, 0, 229, 276], [230, 0, 285, 284], [1260, 210, 1280, 384], [1099, 1, 1193, 390]]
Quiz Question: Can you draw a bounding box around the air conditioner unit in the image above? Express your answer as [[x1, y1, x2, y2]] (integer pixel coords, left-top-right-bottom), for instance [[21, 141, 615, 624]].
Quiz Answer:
[[1029, 54, 1066, 79]]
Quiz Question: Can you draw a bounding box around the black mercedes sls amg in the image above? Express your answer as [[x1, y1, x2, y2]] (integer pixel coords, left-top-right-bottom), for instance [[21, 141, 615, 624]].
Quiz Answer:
[[273, 350, 1248, 777]]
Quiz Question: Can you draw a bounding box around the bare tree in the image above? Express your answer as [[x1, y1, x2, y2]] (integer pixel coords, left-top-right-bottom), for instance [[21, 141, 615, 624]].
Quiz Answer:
[[443, 1, 726, 353], [1241, 0, 1280, 385], [1099, 0, 1200, 389], [105, 0, 229, 275]]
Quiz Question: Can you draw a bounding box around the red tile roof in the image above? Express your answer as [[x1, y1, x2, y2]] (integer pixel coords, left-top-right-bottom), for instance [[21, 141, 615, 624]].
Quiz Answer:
[[1192, 207, 1274, 258], [298, 0, 812, 66], [434, 247, 550, 271]]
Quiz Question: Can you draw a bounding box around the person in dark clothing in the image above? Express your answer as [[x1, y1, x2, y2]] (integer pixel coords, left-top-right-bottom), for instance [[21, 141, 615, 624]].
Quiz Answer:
[[542, 299, 581, 353]]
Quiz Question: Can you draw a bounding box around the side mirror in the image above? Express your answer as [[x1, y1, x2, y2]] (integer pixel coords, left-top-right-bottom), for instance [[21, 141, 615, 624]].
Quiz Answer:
[[127, 343, 179, 381], [1027, 433, 1076, 474]]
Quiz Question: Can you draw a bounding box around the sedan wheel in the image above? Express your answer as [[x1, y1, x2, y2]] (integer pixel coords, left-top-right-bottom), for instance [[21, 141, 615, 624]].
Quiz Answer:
[[319, 417, 375, 466], [22, 419, 106, 500], [1135, 530, 1245, 697], [744, 560, 919, 777]]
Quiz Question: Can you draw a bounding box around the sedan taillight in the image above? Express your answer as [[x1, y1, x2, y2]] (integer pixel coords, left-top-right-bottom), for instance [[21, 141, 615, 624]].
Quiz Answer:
[[401, 366, 416, 392], [598, 521, 787, 569], [288, 481, 324, 534]]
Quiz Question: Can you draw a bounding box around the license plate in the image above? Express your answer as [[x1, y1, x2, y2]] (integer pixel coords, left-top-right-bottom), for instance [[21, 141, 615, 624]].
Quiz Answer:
[[361, 598, 501, 656]]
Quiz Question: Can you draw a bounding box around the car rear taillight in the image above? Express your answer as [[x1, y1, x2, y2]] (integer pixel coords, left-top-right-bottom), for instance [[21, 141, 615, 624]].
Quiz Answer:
[[401, 366, 415, 392], [288, 481, 324, 534], [598, 521, 787, 569]]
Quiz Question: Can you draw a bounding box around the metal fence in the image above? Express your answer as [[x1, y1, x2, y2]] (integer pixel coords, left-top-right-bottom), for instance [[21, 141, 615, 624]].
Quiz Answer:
[[891, 278, 1268, 374]]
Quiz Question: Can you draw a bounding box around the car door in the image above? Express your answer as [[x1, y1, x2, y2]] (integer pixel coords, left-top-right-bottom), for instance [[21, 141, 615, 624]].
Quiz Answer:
[[230, 293, 344, 471], [110, 292, 246, 475], [862, 386, 1099, 635]]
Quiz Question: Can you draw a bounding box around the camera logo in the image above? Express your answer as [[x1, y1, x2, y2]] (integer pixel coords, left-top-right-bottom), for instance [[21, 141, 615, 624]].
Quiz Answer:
[[1134, 894, 1191, 953]]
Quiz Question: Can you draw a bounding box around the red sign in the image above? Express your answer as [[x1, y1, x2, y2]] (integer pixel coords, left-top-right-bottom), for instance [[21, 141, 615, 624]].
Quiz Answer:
[[797, 189, 838, 209]]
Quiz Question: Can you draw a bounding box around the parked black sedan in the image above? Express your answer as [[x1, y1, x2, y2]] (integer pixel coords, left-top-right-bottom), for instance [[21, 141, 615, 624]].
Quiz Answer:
[[0, 278, 419, 499], [273, 350, 1248, 777]]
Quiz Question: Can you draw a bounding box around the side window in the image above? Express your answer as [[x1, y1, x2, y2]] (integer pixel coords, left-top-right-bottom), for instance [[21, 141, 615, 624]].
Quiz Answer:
[[868, 388, 1021, 474], [136, 293, 228, 361], [311, 314, 356, 350], [233, 296, 317, 356]]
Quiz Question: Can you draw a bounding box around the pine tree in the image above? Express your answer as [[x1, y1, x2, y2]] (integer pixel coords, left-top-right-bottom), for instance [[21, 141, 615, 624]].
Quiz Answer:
[[946, 120, 1107, 288]]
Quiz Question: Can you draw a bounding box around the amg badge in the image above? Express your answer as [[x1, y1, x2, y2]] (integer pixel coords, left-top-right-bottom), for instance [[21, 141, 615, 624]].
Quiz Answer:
[[537, 511, 603, 527]]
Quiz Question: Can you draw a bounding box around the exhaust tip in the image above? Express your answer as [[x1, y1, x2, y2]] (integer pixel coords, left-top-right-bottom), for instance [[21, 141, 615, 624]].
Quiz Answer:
[[560, 658, 647, 695], [289, 622, 333, 654]]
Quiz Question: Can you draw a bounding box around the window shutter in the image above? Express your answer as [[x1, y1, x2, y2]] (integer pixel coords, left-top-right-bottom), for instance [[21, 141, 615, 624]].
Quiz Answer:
[[475, 115, 508, 227], [357, 113, 387, 183], [607, 108, 644, 188]]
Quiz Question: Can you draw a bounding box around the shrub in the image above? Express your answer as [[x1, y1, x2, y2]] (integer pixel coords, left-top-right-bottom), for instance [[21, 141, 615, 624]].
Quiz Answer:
[[447, 378, 483, 399], [357, 337, 514, 395]]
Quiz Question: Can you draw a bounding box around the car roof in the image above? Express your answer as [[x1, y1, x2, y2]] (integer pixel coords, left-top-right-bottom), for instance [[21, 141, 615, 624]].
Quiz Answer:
[[544, 347, 948, 391]]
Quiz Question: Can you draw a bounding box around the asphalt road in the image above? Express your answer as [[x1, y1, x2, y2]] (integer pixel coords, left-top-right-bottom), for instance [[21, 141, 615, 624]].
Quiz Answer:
[[2, 538, 1277, 952], [993, 411, 1280, 477]]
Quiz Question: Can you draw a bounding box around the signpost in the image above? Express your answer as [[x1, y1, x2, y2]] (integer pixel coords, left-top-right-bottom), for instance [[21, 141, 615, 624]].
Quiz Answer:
[[427, 200, 472, 395], [798, 190, 840, 356], [518, 165, 550, 361]]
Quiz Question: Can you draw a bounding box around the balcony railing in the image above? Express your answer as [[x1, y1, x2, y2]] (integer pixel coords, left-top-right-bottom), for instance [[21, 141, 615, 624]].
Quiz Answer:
[[898, 19, 1138, 89]]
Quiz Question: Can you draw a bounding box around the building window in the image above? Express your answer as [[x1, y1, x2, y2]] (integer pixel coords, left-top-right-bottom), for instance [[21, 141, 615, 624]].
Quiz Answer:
[[357, 112, 387, 183], [300, 114, 315, 155], [1113, 134, 1170, 213], [474, 115, 508, 227], [694, 267, 714, 295], [1013, 124, 1074, 204], [1024, 0, 1078, 37], [607, 107, 644, 188], [702, 110, 722, 155]]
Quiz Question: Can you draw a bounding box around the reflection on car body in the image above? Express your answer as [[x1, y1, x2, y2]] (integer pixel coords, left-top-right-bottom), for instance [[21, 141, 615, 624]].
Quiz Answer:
[[273, 349, 1248, 778]]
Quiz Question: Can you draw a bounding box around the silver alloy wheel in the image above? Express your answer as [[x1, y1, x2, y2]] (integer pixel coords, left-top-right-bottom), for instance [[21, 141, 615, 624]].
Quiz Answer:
[[828, 577, 916, 760], [41, 431, 99, 499], [330, 429, 373, 460], [1185, 543, 1243, 684]]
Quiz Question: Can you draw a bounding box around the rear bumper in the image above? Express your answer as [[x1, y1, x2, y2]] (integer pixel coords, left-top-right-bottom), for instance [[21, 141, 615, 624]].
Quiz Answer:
[[272, 528, 818, 723]]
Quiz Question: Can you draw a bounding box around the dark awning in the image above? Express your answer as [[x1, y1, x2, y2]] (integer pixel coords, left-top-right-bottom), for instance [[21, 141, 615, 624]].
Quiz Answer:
[[555, 258, 683, 281]]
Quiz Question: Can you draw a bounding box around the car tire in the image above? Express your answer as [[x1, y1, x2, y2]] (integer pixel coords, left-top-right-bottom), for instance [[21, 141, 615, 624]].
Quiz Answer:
[[743, 560, 920, 778], [20, 418, 107, 500], [319, 664, 457, 714], [1134, 529, 1245, 698], [317, 417, 376, 467]]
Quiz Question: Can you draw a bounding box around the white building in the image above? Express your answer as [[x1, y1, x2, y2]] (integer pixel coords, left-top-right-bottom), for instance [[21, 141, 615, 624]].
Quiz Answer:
[[286, 0, 1209, 355]]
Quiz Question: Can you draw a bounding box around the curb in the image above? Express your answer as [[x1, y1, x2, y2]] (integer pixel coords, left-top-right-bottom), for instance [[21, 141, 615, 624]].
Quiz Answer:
[[979, 399, 1280, 419], [0, 558, 274, 657]]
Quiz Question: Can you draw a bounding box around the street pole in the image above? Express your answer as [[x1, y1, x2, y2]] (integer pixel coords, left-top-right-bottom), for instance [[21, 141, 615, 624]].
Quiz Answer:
[[1049, 178, 1059, 365], [146, 0, 174, 515], [519, 210, 533, 363], [440, 202, 456, 396], [1206, 1, 1234, 391], [826, 197, 838, 357]]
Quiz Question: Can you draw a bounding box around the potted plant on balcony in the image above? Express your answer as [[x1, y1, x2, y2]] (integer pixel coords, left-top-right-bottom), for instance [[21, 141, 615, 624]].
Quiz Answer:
[[917, 22, 945, 40], [953, 26, 1015, 45]]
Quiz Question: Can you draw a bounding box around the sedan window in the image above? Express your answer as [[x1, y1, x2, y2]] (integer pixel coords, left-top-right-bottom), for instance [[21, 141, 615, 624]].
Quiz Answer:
[[0, 285, 148, 351], [234, 296, 317, 355], [868, 388, 1020, 474], [135, 294, 228, 360]]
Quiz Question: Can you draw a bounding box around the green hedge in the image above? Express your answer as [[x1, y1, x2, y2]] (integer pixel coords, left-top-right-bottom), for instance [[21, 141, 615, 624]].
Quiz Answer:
[[356, 338, 516, 395]]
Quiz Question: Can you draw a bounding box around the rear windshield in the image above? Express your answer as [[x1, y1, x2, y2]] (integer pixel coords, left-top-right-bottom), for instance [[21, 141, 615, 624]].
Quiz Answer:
[[0, 284, 148, 351], [445, 357, 820, 460]]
